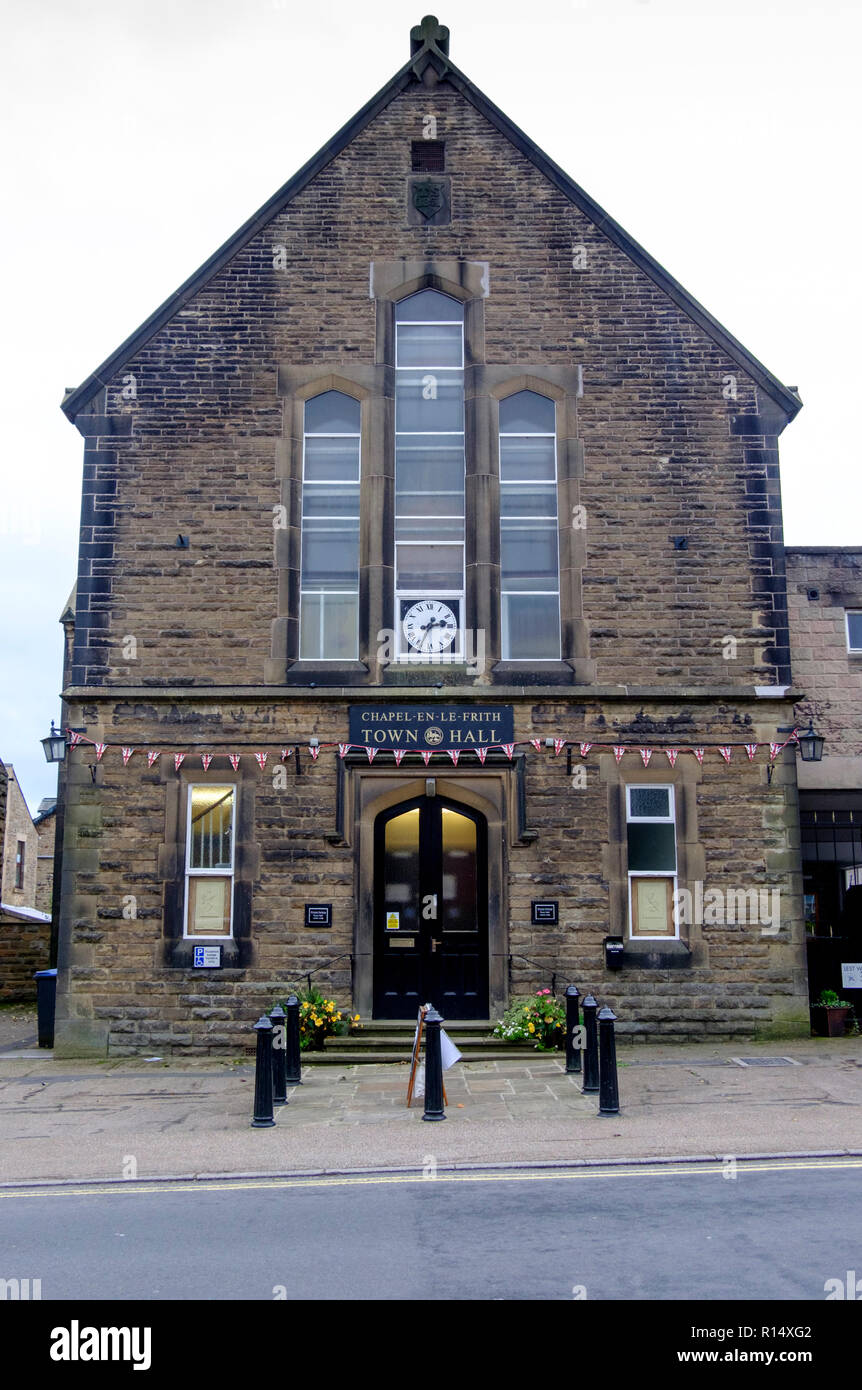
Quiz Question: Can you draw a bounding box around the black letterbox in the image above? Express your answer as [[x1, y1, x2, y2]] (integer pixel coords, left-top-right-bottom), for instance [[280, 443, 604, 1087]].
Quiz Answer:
[[604, 936, 625, 971]]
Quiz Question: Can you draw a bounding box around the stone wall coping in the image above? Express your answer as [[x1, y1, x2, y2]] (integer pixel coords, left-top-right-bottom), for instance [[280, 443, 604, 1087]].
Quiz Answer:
[[1, 902, 51, 923], [786, 547, 862, 557], [62, 685, 801, 703]]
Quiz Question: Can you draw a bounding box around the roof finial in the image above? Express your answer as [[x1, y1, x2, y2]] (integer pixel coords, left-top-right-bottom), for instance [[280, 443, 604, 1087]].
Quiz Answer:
[[410, 15, 449, 57]]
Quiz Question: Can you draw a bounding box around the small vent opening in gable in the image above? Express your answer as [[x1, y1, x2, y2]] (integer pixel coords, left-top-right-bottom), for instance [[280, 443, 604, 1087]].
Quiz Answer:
[[411, 140, 445, 172]]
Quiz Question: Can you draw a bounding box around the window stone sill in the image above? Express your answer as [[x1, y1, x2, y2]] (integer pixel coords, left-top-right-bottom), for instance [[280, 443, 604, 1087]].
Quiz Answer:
[[491, 661, 576, 685], [382, 664, 480, 686], [285, 661, 370, 686], [621, 939, 693, 969]]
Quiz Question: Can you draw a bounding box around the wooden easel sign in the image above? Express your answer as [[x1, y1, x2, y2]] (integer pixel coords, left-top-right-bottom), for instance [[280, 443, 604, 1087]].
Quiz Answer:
[[406, 1004, 449, 1108]]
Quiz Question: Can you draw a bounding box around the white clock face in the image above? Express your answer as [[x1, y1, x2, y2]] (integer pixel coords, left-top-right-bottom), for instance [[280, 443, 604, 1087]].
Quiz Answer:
[[402, 599, 458, 654]]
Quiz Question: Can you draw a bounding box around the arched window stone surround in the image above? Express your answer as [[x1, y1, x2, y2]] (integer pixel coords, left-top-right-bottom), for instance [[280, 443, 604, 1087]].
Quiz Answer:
[[269, 261, 592, 685], [488, 372, 593, 683], [269, 370, 379, 685], [347, 766, 514, 1017]]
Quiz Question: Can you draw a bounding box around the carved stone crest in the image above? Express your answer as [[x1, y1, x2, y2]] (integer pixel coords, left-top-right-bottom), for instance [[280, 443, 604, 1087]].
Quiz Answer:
[[412, 179, 444, 221]]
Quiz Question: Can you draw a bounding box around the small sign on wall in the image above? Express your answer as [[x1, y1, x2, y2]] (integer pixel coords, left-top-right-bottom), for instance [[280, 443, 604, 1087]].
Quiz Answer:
[[305, 904, 332, 928], [193, 946, 222, 968], [841, 963, 862, 989], [531, 901, 559, 926]]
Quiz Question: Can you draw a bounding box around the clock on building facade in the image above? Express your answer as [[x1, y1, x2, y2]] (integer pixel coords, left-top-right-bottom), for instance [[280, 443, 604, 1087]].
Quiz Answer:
[[401, 598, 460, 654]]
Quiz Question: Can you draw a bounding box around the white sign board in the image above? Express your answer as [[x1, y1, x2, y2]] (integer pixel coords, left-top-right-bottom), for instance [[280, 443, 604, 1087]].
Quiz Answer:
[[440, 1028, 462, 1071], [841, 963, 862, 989]]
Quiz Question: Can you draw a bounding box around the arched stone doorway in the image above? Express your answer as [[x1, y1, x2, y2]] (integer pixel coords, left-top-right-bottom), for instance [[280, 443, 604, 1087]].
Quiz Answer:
[[373, 792, 488, 1018], [349, 769, 512, 1019]]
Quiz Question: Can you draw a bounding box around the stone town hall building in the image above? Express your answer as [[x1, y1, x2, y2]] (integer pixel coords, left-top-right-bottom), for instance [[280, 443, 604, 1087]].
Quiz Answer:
[[55, 17, 808, 1055]]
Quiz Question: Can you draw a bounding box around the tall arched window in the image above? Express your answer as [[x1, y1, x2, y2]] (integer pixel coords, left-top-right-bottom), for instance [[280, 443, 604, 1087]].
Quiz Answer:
[[499, 390, 561, 659], [394, 290, 465, 659], [299, 390, 361, 659]]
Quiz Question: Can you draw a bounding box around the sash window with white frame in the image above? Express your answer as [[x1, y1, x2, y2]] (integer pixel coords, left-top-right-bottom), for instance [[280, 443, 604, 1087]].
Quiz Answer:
[[394, 290, 465, 660], [626, 785, 678, 938], [499, 390, 562, 659], [299, 390, 361, 660], [184, 785, 236, 937]]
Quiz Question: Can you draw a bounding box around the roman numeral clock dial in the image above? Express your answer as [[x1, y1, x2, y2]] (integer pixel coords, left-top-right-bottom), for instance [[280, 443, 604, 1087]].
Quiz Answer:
[[402, 599, 458, 654]]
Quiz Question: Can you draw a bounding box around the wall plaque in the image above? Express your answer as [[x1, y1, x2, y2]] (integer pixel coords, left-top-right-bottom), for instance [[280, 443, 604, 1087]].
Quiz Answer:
[[305, 904, 332, 928], [531, 901, 559, 925], [349, 704, 514, 749]]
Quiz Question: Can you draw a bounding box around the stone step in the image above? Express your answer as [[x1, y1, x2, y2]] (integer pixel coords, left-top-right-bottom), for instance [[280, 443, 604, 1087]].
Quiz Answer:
[[341, 1020, 497, 1033], [325, 1032, 512, 1049], [301, 1048, 555, 1066]]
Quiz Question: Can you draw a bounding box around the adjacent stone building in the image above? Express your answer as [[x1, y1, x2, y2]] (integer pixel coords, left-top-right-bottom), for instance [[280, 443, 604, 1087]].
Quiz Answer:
[[786, 548, 862, 1005], [0, 762, 51, 1000], [54, 16, 809, 1056], [34, 800, 57, 917]]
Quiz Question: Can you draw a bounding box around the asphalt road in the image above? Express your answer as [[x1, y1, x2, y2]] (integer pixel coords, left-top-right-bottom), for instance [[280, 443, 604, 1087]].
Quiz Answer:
[[1, 1159, 859, 1301]]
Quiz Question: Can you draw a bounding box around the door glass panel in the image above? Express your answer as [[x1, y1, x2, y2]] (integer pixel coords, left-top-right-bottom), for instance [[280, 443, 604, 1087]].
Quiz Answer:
[[441, 808, 478, 932], [384, 809, 420, 931]]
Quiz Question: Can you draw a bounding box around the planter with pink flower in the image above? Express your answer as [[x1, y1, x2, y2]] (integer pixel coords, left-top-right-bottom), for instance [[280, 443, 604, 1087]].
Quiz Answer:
[[493, 989, 566, 1050]]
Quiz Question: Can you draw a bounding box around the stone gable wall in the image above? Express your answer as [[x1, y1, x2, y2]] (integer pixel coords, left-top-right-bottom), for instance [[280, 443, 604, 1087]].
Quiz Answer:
[[0, 766, 39, 909], [70, 81, 787, 690]]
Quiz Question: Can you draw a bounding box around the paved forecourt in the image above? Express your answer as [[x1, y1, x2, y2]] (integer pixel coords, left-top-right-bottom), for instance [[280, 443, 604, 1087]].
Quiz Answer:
[[0, 1038, 860, 1184]]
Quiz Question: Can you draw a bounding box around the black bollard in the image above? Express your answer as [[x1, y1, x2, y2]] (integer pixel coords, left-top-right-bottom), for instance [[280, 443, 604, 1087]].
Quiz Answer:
[[422, 1007, 446, 1122], [271, 1004, 287, 1106], [581, 994, 600, 1094], [565, 985, 581, 1074], [251, 1015, 276, 1128], [598, 1006, 620, 1116], [285, 993, 302, 1086]]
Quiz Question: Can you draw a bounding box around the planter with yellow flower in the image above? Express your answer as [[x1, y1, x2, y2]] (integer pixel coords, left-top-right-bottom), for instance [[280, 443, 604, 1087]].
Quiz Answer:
[[493, 989, 565, 1051], [275, 985, 345, 1052]]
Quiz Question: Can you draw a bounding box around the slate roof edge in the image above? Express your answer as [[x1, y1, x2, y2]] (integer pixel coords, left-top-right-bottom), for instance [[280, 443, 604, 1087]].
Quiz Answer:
[[60, 40, 802, 426], [441, 63, 801, 422], [60, 60, 418, 422]]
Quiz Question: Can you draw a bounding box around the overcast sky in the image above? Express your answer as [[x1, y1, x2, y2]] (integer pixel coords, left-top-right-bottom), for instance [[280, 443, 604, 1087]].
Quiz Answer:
[[1, 0, 858, 813]]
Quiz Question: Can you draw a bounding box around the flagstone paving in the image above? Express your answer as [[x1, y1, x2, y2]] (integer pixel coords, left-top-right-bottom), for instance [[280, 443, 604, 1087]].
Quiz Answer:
[[0, 1040, 860, 1183]]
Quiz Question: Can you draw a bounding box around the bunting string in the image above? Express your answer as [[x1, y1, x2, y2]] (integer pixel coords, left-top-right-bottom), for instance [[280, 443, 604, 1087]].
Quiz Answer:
[[64, 728, 801, 770]]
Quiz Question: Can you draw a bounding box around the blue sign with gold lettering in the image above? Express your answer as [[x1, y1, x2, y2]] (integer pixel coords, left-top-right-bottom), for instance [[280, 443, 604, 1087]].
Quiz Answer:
[[348, 705, 514, 749]]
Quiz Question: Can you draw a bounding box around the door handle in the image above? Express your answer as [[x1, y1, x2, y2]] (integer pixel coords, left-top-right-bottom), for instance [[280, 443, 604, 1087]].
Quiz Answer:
[[430, 939, 441, 953]]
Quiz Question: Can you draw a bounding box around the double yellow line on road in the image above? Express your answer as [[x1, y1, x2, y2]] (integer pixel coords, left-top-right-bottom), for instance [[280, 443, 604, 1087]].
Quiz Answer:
[[2, 1156, 860, 1200]]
